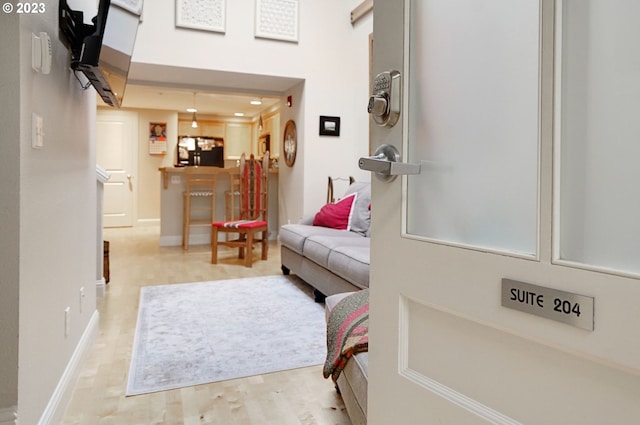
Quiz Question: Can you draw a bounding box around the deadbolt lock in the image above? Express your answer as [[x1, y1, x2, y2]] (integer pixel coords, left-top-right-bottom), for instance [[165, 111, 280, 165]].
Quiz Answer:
[[368, 70, 401, 127]]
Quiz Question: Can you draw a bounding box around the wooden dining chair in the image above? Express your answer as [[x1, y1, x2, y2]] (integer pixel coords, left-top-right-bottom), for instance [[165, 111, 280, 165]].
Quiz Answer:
[[211, 152, 269, 267]]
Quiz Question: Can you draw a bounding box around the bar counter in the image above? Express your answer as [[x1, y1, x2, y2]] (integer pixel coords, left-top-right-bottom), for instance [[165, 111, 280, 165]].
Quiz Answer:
[[158, 166, 279, 247]]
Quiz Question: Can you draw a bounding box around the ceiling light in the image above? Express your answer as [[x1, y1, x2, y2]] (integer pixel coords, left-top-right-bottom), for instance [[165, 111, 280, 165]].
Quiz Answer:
[[250, 100, 262, 105], [186, 108, 197, 113], [234, 112, 245, 117]]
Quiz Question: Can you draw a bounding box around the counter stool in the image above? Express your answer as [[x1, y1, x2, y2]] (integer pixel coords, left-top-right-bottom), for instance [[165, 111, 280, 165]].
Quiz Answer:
[[182, 167, 217, 250]]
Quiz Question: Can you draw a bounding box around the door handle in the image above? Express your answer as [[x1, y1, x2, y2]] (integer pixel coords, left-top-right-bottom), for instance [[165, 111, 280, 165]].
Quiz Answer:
[[359, 144, 420, 182]]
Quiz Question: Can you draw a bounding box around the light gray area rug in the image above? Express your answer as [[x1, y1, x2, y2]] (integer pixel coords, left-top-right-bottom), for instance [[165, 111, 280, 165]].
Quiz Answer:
[[126, 275, 327, 396]]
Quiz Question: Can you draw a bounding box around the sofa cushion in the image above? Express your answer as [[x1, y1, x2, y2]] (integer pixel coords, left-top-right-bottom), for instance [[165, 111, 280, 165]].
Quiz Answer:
[[305, 235, 370, 269], [280, 224, 360, 255], [313, 193, 358, 231], [343, 182, 371, 236], [328, 245, 370, 289]]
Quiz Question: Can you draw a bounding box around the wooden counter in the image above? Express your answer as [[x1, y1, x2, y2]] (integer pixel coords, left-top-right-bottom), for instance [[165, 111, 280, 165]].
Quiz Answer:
[[159, 166, 237, 190], [159, 166, 278, 189], [158, 166, 279, 247]]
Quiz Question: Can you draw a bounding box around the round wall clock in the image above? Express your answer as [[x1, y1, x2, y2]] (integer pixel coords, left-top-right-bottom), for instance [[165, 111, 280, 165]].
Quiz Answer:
[[283, 120, 297, 167]]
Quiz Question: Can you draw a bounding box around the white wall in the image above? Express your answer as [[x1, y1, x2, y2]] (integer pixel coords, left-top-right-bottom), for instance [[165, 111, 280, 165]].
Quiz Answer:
[[132, 0, 373, 221], [0, 3, 98, 424], [0, 10, 20, 415], [279, 82, 306, 224], [134, 109, 178, 221]]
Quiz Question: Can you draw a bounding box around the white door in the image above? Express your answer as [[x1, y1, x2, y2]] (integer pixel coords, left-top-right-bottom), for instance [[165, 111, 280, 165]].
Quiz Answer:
[[96, 110, 137, 227], [366, 1, 640, 424]]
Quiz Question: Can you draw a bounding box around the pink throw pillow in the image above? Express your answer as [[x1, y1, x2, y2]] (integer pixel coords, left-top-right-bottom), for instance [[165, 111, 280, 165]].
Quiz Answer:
[[313, 193, 358, 231]]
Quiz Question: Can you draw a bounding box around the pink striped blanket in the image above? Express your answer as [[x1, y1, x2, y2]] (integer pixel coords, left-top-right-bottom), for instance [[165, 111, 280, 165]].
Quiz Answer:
[[323, 289, 369, 382]]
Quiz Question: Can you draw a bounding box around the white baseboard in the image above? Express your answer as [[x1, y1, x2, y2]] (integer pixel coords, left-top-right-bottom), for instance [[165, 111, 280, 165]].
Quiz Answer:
[[159, 235, 183, 247], [96, 278, 106, 297], [159, 234, 210, 247], [136, 218, 160, 226], [0, 407, 16, 425], [37, 310, 99, 425]]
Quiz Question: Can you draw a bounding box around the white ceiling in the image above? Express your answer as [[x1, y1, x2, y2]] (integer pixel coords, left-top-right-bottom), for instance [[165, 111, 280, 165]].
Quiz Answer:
[[114, 63, 303, 119], [120, 84, 281, 119]]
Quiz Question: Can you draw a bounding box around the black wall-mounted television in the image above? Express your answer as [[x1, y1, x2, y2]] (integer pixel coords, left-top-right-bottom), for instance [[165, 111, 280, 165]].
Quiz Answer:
[[59, 0, 143, 107]]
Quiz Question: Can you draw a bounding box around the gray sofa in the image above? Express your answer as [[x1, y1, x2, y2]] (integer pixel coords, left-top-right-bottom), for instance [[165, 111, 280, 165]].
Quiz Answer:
[[279, 182, 370, 424], [279, 182, 371, 301]]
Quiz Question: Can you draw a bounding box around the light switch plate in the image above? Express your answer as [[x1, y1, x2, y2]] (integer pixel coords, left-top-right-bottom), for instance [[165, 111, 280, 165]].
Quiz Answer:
[[32, 113, 44, 149]]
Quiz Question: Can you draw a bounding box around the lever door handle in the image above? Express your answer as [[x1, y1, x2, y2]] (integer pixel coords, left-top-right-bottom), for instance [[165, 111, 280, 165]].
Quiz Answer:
[[359, 144, 420, 182], [358, 156, 421, 175]]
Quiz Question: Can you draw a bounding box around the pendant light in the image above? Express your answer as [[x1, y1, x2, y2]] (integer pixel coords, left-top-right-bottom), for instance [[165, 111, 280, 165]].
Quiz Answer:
[[191, 92, 198, 128], [258, 97, 264, 132]]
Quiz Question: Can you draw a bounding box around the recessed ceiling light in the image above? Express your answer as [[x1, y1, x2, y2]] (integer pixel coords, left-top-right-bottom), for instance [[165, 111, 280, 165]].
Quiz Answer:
[[186, 108, 197, 113], [234, 112, 245, 117], [250, 100, 262, 105]]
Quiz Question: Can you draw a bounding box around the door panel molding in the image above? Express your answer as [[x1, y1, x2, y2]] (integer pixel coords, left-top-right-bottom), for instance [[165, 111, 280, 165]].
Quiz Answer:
[[399, 296, 523, 425], [398, 294, 640, 424]]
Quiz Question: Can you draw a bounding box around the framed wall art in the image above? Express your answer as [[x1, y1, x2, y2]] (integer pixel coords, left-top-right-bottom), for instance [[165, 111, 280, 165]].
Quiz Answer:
[[283, 120, 297, 167], [319, 116, 340, 136], [112, 0, 143, 15], [176, 0, 226, 33], [255, 0, 299, 42]]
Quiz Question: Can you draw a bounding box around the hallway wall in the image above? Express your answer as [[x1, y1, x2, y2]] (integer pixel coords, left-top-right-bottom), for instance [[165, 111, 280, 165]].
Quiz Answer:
[[1, 1, 99, 423]]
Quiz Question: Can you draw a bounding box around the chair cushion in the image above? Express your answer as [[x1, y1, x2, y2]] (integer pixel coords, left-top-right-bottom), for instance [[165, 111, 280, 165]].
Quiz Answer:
[[212, 220, 267, 229]]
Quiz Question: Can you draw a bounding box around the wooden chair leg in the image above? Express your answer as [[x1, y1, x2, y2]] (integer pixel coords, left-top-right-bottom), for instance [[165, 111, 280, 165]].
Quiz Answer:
[[261, 230, 268, 260], [238, 232, 245, 259], [211, 226, 219, 264], [245, 231, 254, 267], [182, 194, 190, 250]]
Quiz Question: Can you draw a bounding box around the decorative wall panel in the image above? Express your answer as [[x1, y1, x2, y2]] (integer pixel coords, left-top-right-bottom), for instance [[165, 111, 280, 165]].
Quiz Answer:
[[255, 0, 299, 42], [176, 0, 226, 33]]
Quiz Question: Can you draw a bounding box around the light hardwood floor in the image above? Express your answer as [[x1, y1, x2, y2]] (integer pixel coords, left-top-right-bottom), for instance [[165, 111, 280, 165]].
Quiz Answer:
[[61, 226, 351, 425]]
